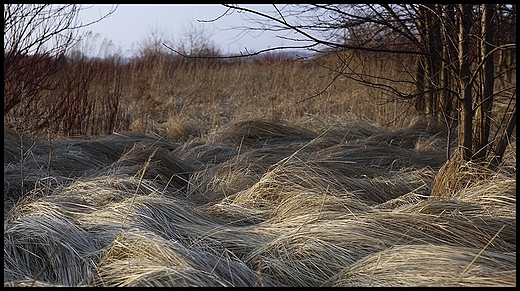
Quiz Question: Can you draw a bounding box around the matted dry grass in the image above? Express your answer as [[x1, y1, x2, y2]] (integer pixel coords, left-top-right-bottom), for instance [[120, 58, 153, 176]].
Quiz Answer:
[[3, 118, 516, 287], [327, 244, 515, 287]]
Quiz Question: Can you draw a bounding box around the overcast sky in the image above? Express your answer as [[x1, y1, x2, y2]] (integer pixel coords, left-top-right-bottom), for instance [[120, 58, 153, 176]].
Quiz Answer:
[[77, 4, 300, 58]]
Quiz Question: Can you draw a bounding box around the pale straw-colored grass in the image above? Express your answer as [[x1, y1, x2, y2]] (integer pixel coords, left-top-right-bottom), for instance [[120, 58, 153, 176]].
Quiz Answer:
[[244, 210, 514, 286], [4, 118, 515, 287], [430, 155, 508, 198], [327, 244, 515, 287], [403, 175, 516, 218], [91, 229, 275, 287], [4, 216, 99, 286]]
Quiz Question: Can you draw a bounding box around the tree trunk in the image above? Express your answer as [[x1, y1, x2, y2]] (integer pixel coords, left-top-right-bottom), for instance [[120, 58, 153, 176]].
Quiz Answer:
[[472, 4, 496, 161], [413, 6, 427, 113], [437, 5, 457, 125], [457, 4, 473, 161]]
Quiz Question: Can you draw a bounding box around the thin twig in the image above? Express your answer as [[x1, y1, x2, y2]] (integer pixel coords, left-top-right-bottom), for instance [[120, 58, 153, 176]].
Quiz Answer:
[[460, 224, 506, 277]]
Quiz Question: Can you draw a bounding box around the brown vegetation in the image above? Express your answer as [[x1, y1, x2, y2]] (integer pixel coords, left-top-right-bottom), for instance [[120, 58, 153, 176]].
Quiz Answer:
[[4, 4, 515, 286], [3, 41, 516, 288], [4, 51, 416, 138]]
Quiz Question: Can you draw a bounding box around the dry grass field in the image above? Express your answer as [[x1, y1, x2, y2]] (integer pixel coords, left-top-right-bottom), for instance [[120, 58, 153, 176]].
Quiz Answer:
[[4, 53, 516, 286]]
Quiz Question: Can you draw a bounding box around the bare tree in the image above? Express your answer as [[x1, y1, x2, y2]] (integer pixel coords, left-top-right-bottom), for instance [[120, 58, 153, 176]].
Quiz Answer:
[[137, 23, 175, 60], [3, 4, 118, 118], [199, 4, 516, 166], [176, 21, 221, 57]]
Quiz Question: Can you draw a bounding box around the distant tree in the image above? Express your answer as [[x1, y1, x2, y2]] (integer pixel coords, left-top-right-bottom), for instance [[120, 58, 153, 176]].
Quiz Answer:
[[208, 4, 516, 166], [164, 20, 221, 58], [136, 24, 175, 61]]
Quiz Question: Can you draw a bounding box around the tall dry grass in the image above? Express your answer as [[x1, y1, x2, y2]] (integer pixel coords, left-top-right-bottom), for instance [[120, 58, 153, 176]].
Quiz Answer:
[[4, 51, 417, 139]]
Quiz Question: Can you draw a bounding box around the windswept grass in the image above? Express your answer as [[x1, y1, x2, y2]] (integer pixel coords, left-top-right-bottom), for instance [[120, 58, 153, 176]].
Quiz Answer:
[[4, 117, 515, 287]]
